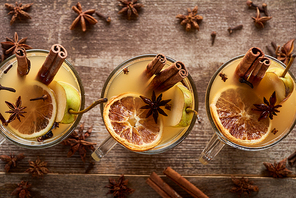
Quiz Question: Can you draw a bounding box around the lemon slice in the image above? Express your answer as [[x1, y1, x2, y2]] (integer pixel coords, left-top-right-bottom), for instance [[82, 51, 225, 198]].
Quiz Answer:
[[9, 80, 57, 139], [103, 93, 163, 152], [210, 86, 271, 146]]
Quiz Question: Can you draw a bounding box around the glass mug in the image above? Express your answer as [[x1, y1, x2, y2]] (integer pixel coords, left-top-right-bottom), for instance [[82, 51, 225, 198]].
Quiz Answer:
[[92, 54, 198, 161], [199, 55, 296, 165], [0, 50, 85, 149]]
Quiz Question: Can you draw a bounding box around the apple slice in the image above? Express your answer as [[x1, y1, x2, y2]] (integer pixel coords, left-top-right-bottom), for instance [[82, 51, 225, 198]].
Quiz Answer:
[[168, 83, 194, 127]]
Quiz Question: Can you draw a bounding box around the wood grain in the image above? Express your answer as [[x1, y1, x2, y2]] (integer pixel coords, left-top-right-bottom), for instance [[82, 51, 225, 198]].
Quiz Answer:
[[0, 0, 296, 197]]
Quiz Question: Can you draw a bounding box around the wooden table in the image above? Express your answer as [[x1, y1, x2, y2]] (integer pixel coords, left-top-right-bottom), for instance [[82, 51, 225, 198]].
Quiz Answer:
[[0, 0, 295, 197]]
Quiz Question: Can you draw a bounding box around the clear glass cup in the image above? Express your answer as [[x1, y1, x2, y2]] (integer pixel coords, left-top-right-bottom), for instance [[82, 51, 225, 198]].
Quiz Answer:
[[92, 54, 198, 161], [199, 55, 296, 164], [0, 49, 85, 149]]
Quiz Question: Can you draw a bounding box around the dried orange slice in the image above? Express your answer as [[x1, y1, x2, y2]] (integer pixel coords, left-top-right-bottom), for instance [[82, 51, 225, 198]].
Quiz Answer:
[[103, 93, 163, 152], [9, 80, 57, 139], [210, 86, 271, 146]]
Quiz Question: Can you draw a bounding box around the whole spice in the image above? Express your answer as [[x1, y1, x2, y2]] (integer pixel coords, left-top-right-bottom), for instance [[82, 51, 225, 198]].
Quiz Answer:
[[16, 47, 31, 76], [30, 94, 48, 101], [0, 153, 25, 172], [5, 2, 33, 25], [95, 12, 111, 23], [271, 128, 278, 135], [288, 150, 296, 166], [252, 7, 272, 28], [3, 64, 13, 74], [230, 176, 259, 197], [70, 2, 98, 32], [1, 32, 32, 60], [227, 25, 243, 34], [219, 72, 228, 82], [5, 96, 27, 123], [118, 0, 144, 20], [11, 181, 32, 198], [176, 6, 203, 31], [26, 157, 49, 177], [123, 67, 129, 74], [140, 91, 171, 124], [0, 84, 16, 92], [276, 39, 295, 66], [211, 31, 216, 45], [252, 91, 282, 121], [105, 174, 135, 198], [246, 0, 264, 12], [62, 123, 96, 162], [261, 3, 268, 16], [263, 158, 292, 178]]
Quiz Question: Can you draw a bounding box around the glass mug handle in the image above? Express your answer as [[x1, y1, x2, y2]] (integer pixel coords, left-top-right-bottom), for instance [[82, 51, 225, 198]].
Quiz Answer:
[[199, 133, 225, 165], [91, 135, 117, 161], [0, 134, 5, 145]]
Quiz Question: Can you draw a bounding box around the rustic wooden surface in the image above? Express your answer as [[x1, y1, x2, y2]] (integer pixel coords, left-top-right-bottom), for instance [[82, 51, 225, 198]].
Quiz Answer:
[[0, 0, 296, 197]]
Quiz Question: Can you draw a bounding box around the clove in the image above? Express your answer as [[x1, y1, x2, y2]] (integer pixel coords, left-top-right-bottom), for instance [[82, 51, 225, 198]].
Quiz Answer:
[[211, 31, 216, 45], [261, 3, 269, 16], [0, 84, 16, 92], [288, 150, 296, 166], [228, 25, 243, 34], [3, 64, 13, 74], [30, 95, 48, 101], [246, 0, 264, 12], [239, 77, 254, 88], [95, 12, 111, 23]]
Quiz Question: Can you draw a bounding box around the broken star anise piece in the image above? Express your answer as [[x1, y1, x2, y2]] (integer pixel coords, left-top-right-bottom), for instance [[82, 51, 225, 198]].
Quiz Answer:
[[140, 91, 171, 124], [276, 39, 295, 66], [219, 72, 228, 82], [263, 158, 292, 178], [0, 153, 25, 172], [252, 91, 281, 121], [1, 32, 32, 60], [11, 181, 32, 198], [230, 176, 259, 197], [26, 157, 49, 177], [106, 174, 135, 198], [62, 123, 96, 162], [118, 0, 144, 20], [176, 6, 203, 31], [252, 7, 272, 28], [5, 96, 27, 124], [70, 2, 98, 32], [5, 2, 33, 25]]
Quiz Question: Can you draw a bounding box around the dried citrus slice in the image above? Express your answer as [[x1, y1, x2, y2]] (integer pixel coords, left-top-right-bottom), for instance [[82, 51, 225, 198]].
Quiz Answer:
[[103, 93, 163, 152], [210, 86, 271, 146], [9, 80, 57, 139]]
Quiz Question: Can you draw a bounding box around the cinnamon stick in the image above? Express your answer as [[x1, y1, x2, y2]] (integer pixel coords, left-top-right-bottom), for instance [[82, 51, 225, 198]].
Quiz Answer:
[[36, 44, 68, 85], [163, 167, 208, 198], [146, 61, 188, 93], [147, 172, 182, 198], [248, 57, 270, 84], [16, 47, 31, 77], [143, 53, 167, 80]]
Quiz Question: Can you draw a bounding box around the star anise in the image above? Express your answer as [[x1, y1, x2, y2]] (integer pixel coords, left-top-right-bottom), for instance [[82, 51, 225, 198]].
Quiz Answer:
[[5, 2, 33, 25], [11, 181, 32, 198], [105, 174, 135, 198], [263, 158, 292, 178], [140, 91, 171, 124], [230, 176, 259, 197], [0, 153, 25, 172], [70, 2, 98, 32], [276, 39, 295, 66], [252, 7, 272, 28], [118, 0, 144, 20], [5, 96, 27, 123], [252, 91, 281, 121], [176, 6, 203, 31], [219, 72, 228, 82], [1, 32, 32, 61], [62, 123, 96, 162], [26, 157, 49, 177]]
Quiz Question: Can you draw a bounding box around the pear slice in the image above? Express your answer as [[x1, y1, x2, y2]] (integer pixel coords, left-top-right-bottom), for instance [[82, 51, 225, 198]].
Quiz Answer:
[[50, 81, 67, 122], [168, 83, 194, 127]]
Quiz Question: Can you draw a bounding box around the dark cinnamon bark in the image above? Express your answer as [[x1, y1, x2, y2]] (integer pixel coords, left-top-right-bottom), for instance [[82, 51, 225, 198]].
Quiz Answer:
[[143, 53, 167, 80], [248, 57, 270, 84], [36, 44, 67, 85], [16, 47, 30, 77]]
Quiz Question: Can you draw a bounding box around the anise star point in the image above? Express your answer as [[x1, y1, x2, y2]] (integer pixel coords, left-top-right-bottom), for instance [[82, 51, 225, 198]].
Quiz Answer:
[[106, 174, 135, 198], [118, 0, 144, 20], [5, 2, 33, 25], [276, 39, 295, 65], [0, 153, 25, 172], [230, 176, 259, 197], [263, 158, 292, 178], [70, 2, 98, 32], [11, 181, 32, 198], [176, 6, 203, 31], [62, 123, 96, 162], [5, 96, 27, 123], [252, 7, 272, 28], [26, 157, 49, 177]]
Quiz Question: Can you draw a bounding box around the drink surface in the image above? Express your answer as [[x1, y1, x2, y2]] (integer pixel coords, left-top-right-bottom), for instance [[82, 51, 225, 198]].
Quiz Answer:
[[103, 57, 196, 151], [209, 57, 296, 147], [0, 52, 81, 145]]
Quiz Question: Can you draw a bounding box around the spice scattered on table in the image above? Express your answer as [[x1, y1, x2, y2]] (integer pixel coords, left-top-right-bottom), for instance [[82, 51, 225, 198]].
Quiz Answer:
[[96, 11, 111, 23], [118, 0, 144, 20], [5, 2, 33, 25], [70, 2, 98, 32], [0, 153, 25, 172], [62, 123, 96, 162], [26, 157, 49, 177], [227, 25, 243, 34], [288, 150, 296, 166], [252, 7, 272, 28], [263, 158, 292, 178], [230, 176, 259, 197], [11, 181, 32, 198], [105, 174, 135, 198], [275, 39, 295, 66], [176, 6, 203, 31], [211, 31, 216, 45]]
